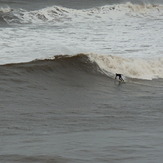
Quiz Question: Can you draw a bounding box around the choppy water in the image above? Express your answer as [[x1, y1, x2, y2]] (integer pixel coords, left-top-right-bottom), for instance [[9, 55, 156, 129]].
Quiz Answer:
[[0, 0, 163, 163]]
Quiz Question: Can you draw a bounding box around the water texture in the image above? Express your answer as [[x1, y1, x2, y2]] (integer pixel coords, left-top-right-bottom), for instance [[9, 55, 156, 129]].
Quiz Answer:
[[0, 0, 163, 163]]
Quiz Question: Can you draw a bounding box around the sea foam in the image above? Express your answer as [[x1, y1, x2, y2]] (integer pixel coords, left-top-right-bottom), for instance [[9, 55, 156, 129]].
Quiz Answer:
[[88, 53, 163, 80]]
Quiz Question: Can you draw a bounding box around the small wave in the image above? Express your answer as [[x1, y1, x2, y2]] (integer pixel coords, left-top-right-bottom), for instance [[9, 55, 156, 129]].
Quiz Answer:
[[0, 7, 26, 25], [0, 6, 75, 25], [0, 7, 13, 25], [1, 2, 163, 25], [120, 2, 163, 17]]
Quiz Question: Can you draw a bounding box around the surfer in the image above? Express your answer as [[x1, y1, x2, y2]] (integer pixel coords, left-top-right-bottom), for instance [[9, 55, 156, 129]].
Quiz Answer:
[[115, 73, 124, 82]]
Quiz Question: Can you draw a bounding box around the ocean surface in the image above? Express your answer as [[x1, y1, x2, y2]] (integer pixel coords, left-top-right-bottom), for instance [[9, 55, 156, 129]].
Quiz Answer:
[[0, 0, 163, 163]]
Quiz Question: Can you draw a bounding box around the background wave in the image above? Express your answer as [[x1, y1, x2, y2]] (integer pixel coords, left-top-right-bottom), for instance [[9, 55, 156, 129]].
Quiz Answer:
[[1, 2, 163, 25]]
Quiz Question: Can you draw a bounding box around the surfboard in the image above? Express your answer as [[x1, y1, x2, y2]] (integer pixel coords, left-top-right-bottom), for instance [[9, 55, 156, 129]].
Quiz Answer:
[[114, 79, 125, 85]]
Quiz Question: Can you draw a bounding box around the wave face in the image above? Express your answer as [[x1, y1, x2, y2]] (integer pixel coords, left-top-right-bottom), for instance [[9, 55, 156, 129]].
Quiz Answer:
[[2, 54, 101, 77]]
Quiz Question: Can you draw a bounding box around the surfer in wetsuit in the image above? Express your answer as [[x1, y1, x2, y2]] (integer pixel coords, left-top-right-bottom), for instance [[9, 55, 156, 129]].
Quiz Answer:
[[115, 73, 124, 82]]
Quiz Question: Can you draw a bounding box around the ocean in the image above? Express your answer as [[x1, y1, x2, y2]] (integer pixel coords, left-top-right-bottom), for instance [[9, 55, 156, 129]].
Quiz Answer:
[[0, 0, 163, 162]]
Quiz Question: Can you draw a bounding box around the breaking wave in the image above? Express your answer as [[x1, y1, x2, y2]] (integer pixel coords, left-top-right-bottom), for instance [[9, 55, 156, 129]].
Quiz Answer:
[[87, 53, 163, 80], [3, 53, 163, 80], [1, 2, 163, 25]]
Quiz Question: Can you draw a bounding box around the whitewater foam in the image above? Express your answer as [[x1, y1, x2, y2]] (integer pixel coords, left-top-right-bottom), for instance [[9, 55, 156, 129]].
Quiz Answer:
[[87, 53, 163, 80], [1, 3, 163, 25]]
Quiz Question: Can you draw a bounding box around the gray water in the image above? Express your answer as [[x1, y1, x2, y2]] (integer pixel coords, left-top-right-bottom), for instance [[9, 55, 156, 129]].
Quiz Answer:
[[0, 0, 162, 10], [0, 57, 163, 163]]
